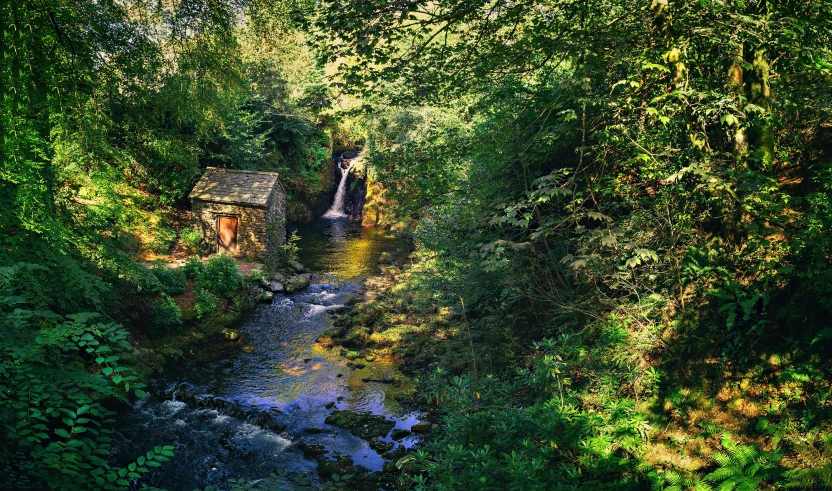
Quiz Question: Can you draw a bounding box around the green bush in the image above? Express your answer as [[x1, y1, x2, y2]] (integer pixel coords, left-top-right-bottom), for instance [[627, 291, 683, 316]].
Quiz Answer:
[[150, 295, 183, 331], [149, 224, 177, 254], [151, 264, 186, 296], [0, 264, 164, 489], [194, 288, 219, 319], [182, 257, 204, 279], [195, 254, 241, 299], [179, 227, 204, 254], [274, 231, 301, 267]]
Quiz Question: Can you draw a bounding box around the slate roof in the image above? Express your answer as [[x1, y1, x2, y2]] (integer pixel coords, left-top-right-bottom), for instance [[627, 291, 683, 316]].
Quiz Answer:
[[189, 168, 279, 207]]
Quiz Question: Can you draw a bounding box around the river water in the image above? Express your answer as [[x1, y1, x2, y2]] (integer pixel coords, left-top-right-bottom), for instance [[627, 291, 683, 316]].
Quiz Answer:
[[116, 219, 415, 490]]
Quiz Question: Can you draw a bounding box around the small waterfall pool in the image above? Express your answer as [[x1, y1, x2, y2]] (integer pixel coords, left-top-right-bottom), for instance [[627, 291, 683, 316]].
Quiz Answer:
[[293, 219, 404, 282], [115, 220, 414, 490]]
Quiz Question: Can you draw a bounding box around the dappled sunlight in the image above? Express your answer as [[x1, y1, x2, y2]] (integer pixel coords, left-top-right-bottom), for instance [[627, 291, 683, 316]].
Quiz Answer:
[[293, 221, 408, 281]]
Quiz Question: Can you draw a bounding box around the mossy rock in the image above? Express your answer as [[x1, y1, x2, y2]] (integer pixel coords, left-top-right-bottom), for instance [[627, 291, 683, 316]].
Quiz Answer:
[[378, 251, 393, 264], [390, 429, 411, 440], [351, 312, 376, 327], [344, 350, 361, 360], [297, 443, 328, 458], [368, 438, 394, 454], [340, 326, 370, 348], [324, 410, 395, 439], [222, 328, 241, 340], [293, 277, 311, 290]]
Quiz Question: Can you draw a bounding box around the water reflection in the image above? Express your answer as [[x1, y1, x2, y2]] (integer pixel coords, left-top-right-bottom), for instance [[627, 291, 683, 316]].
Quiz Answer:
[[292, 219, 401, 281], [115, 224, 417, 490]]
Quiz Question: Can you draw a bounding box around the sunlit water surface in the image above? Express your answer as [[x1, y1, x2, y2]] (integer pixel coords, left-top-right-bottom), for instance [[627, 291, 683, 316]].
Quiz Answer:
[[115, 219, 416, 490], [293, 219, 404, 281]]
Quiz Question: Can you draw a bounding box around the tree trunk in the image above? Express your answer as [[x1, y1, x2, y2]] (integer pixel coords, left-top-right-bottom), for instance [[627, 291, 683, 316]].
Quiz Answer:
[[728, 39, 747, 161], [751, 46, 774, 170]]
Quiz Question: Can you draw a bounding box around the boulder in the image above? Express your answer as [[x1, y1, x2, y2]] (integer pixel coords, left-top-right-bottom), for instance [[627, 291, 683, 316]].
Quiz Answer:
[[316, 454, 370, 481], [369, 438, 394, 453], [292, 277, 310, 290], [297, 443, 328, 458], [325, 410, 395, 439], [411, 421, 431, 433], [267, 281, 284, 293], [289, 260, 307, 273], [391, 429, 411, 441], [259, 291, 274, 303], [222, 328, 241, 340]]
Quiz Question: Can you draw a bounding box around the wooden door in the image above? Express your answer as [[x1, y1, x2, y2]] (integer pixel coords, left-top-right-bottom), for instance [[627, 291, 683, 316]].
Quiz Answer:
[[217, 216, 238, 254]]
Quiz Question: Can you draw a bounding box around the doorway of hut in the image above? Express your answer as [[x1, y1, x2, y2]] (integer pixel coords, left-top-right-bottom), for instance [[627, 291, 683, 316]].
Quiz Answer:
[[217, 215, 238, 254]]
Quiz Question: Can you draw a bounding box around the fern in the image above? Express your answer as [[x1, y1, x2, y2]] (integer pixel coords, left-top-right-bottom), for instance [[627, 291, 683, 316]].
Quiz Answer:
[[702, 434, 783, 491], [783, 433, 832, 489], [663, 469, 713, 491]]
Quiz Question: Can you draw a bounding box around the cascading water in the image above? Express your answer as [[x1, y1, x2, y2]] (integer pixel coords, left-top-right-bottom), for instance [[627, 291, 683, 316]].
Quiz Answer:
[[114, 280, 421, 490], [322, 155, 355, 219]]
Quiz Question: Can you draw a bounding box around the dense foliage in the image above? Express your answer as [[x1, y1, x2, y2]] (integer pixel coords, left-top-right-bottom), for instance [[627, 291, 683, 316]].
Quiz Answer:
[[1, 0, 333, 488], [1, 0, 334, 312], [3, 0, 832, 489], [316, 0, 832, 489], [0, 264, 172, 489]]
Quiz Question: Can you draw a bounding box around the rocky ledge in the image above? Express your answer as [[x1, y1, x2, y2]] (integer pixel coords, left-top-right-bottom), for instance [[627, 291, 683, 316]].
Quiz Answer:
[[253, 260, 340, 301]]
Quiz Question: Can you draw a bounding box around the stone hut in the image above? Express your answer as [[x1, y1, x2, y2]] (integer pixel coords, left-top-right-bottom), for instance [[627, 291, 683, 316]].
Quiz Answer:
[[189, 167, 286, 260]]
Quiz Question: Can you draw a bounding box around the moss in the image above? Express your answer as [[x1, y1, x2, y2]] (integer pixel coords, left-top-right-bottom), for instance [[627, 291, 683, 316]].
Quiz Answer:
[[324, 410, 395, 439], [344, 350, 361, 360]]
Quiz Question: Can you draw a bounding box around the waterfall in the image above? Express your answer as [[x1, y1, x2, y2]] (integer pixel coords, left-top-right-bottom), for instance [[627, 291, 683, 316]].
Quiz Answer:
[[322, 155, 355, 219]]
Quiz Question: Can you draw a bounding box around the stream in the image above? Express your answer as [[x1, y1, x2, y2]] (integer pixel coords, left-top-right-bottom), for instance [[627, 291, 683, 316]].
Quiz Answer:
[[116, 218, 415, 490]]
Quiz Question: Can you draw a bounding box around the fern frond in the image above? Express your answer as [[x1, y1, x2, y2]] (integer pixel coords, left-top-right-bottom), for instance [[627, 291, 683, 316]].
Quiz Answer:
[[664, 470, 683, 486], [711, 452, 734, 470], [663, 469, 714, 491], [783, 463, 832, 488], [704, 467, 738, 482]]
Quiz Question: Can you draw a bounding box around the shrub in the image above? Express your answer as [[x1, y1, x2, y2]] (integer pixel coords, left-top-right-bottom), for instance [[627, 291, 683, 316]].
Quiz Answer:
[[151, 264, 186, 296], [0, 263, 161, 489], [149, 224, 177, 254], [275, 230, 301, 267], [194, 288, 219, 319], [180, 227, 204, 254], [195, 254, 241, 299], [150, 295, 183, 331], [182, 257, 204, 279]]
